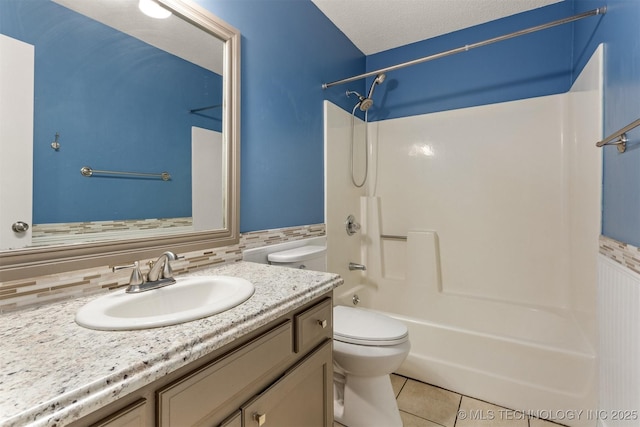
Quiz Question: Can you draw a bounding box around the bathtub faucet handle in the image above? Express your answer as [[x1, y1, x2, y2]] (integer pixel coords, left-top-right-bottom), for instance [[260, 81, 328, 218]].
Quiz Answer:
[[346, 215, 361, 236]]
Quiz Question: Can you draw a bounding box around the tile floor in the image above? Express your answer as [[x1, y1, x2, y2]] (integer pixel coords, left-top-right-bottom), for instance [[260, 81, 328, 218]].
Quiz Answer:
[[334, 374, 566, 427]]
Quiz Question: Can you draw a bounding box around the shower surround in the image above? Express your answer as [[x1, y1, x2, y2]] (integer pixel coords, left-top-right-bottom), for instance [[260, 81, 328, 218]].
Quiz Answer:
[[325, 46, 603, 426]]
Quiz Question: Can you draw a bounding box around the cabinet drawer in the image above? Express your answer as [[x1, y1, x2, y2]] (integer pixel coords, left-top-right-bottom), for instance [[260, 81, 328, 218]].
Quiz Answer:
[[92, 399, 147, 427], [157, 321, 293, 427], [294, 298, 332, 353]]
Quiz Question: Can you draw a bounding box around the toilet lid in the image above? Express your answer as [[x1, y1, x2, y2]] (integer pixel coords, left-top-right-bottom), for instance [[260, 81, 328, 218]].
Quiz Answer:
[[267, 245, 326, 263], [333, 306, 408, 346]]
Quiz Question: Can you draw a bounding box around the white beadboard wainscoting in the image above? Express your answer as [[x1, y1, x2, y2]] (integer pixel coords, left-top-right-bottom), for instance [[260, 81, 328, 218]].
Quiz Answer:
[[597, 254, 640, 427]]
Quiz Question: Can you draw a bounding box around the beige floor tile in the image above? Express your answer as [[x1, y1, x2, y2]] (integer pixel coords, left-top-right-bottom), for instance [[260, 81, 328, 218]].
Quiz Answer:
[[333, 422, 346, 427], [456, 396, 528, 427], [396, 379, 461, 427], [391, 373, 408, 397], [400, 410, 444, 427], [530, 418, 567, 427]]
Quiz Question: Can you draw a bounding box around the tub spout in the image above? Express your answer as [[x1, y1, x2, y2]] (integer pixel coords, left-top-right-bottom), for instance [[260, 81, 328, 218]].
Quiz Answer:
[[349, 262, 366, 271]]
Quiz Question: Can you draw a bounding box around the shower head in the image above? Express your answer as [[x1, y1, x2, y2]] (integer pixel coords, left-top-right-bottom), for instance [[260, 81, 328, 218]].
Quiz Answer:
[[358, 98, 374, 111], [366, 73, 386, 100], [347, 74, 386, 112], [346, 90, 372, 112], [356, 73, 386, 111]]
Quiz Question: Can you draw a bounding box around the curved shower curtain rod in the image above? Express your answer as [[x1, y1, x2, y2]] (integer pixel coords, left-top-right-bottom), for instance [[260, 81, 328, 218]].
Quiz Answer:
[[322, 7, 606, 90]]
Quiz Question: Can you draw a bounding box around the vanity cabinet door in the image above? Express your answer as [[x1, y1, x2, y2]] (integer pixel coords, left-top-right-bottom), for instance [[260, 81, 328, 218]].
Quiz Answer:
[[242, 340, 333, 427], [157, 321, 293, 427]]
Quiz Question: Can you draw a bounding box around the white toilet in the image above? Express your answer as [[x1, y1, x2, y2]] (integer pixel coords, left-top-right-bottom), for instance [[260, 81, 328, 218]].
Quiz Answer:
[[333, 306, 410, 427], [263, 243, 410, 427]]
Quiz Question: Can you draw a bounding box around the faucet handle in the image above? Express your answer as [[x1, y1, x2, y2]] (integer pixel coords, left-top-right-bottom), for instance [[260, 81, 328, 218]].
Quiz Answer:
[[113, 261, 145, 288], [345, 215, 361, 236]]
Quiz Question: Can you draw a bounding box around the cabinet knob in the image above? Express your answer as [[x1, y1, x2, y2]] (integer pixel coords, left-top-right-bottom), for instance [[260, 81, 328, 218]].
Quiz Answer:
[[317, 319, 327, 329], [253, 412, 267, 426]]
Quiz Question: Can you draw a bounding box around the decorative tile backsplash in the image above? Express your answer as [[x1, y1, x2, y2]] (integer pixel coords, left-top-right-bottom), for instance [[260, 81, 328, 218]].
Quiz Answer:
[[599, 234, 640, 275], [1, 229, 628, 313], [0, 223, 325, 313], [31, 218, 193, 246]]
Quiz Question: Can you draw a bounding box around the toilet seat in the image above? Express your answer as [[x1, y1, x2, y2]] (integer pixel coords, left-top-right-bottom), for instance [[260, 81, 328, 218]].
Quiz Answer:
[[333, 306, 408, 346]]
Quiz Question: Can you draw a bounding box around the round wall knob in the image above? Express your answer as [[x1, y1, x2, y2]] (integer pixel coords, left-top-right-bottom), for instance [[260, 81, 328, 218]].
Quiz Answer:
[[12, 221, 29, 233]]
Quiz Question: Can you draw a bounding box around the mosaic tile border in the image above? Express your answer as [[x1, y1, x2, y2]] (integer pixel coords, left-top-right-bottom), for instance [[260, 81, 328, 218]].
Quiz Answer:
[[599, 234, 640, 276], [0, 223, 325, 313], [2, 230, 629, 313], [32, 217, 193, 237], [31, 218, 193, 247]]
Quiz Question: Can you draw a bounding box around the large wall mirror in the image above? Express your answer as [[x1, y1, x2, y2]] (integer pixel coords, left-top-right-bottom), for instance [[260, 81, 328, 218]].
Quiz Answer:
[[0, 0, 240, 281]]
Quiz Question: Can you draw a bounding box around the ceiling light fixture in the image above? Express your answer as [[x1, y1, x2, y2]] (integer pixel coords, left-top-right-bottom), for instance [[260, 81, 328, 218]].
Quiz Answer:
[[138, 0, 172, 19]]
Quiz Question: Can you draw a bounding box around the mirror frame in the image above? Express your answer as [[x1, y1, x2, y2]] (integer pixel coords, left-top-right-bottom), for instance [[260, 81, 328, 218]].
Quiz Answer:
[[0, 0, 240, 282]]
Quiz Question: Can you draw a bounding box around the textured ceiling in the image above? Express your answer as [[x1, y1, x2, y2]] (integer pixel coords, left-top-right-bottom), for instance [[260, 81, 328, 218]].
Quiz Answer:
[[311, 0, 563, 55], [55, 0, 564, 74]]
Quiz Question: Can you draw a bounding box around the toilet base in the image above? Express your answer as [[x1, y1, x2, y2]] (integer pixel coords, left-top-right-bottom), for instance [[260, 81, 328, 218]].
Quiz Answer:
[[334, 373, 402, 427]]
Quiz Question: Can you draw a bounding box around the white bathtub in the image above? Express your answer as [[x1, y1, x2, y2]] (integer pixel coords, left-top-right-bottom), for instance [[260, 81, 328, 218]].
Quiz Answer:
[[335, 281, 597, 427]]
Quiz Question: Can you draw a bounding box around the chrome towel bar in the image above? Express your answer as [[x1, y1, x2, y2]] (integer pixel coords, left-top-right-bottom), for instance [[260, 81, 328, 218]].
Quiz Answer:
[[596, 117, 640, 153], [80, 166, 171, 181]]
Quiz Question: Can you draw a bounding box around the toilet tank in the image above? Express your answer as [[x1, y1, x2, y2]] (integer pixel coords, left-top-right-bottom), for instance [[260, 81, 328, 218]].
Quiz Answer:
[[267, 245, 327, 271]]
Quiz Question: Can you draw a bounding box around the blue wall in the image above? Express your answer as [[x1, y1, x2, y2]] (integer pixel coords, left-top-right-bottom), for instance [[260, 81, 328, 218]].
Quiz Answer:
[[574, 0, 640, 247], [9, 0, 637, 245], [1, 0, 222, 223], [197, 0, 603, 234], [208, 0, 640, 249], [195, 0, 365, 232], [364, 2, 576, 122], [364, 0, 640, 247]]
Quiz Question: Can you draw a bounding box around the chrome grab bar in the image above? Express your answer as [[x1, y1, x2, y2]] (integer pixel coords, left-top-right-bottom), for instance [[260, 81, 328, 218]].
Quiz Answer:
[[596, 117, 640, 153], [380, 234, 407, 241]]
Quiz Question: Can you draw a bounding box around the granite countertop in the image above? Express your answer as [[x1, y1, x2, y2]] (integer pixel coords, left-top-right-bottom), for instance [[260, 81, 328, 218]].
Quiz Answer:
[[0, 261, 343, 427]]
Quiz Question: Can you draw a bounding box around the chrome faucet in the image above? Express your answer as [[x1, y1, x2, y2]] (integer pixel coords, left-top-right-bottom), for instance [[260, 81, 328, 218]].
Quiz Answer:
[[348, 262, 366, 271], [113, 251, 178, 293], [147, 251, 178, 282]]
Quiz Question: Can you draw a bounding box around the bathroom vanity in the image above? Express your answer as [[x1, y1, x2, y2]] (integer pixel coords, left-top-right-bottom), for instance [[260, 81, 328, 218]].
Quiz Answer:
[[0, 262, 342, 427]]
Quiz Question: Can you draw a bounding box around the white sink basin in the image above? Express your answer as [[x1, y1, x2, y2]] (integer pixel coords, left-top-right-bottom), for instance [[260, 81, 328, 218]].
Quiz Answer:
[[75, 276, 255, 331]]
